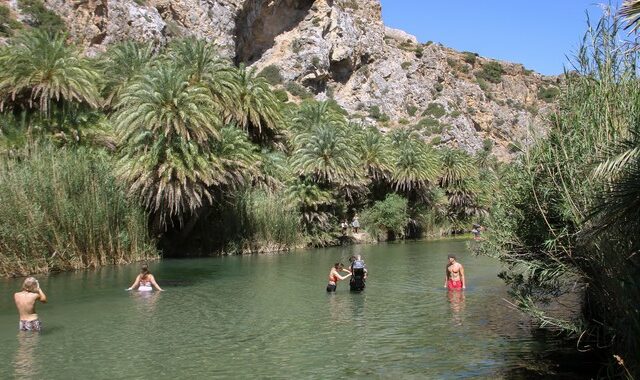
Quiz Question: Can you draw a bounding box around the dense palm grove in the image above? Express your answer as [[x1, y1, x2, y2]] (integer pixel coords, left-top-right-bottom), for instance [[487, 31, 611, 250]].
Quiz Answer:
[[0, 30, 496, 276]]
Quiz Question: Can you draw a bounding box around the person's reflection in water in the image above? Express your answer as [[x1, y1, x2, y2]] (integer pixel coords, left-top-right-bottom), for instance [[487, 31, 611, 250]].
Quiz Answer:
[[447, 290, 466, 326], [327, 292, 367, 325], [13, 331, 40, 379], [130, 288, 161, 316]]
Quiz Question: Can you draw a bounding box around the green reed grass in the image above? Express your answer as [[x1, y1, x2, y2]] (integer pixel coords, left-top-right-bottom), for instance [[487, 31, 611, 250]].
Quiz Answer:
[[477, 12, 640, 376], [0, 144, 157, 276]]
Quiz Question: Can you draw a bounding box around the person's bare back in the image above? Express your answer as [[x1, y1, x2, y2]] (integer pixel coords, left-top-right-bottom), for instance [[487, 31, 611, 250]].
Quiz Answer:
[[14, 277, 47, 331]]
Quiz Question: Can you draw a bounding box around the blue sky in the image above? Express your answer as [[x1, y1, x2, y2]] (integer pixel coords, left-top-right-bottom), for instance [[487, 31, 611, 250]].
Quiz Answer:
[[379, 1, 613, 75]]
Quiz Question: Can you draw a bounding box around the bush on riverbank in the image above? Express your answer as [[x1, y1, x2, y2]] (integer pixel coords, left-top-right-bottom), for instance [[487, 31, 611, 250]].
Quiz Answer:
[[476, 13, 640, 376], [0, 144, 157, 276]]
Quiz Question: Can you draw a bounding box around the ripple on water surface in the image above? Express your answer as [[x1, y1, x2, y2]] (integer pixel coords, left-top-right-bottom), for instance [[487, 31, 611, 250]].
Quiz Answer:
[[0, 240, 567, 378]]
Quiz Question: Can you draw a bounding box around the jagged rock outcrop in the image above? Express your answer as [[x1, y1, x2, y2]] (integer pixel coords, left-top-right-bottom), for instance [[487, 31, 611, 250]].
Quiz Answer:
[[2, 0, 559, 158]]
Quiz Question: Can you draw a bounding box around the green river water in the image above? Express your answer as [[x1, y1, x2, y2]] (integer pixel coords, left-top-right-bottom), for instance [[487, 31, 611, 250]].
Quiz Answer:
[[0, 240, 569, 379]]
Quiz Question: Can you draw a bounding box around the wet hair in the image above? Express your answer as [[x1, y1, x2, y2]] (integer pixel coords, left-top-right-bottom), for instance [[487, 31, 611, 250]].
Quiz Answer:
[[22, 277, 38, 292], [447, 254, 456, 260], [140, 264, 150, 278], [334, 262, 341, 269]]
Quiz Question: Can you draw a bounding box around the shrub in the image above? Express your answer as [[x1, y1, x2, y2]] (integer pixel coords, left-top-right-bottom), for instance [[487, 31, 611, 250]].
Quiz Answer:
[[398, 118, 409, 125], [415, 45, 424, 58], [406, 104, 418, 116], [450, 110, 462, 118], [462, 51, 477, 65], [537, 86, 560, 102], [434, 83, 443, 93], [18, 0, 66, 34], [401, 61, 411, 70], [476, 77, 489, 92], [258, 65, 283, 85], [368, 105, 389, 121], [482, 138, 493, 152], [476, 61, 504, 84], [430, 136, 442, 145], [361, 193, 409, 240], [425, 41, 433, 46], [285, 82, 312, 99], [0, 5, 22, 37], [291, 38, 304, 53], [422, 102, 446, 118], [273, 89, 289, 103]]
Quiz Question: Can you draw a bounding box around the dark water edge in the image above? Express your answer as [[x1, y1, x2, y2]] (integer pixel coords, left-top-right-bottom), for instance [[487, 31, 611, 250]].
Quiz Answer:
[[501, 328, 602, 379]]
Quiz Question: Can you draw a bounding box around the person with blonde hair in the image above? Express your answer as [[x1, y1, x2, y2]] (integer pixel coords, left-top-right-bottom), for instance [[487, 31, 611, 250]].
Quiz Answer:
[[14, 277, 47, 331], [126, 264, 164, 292]]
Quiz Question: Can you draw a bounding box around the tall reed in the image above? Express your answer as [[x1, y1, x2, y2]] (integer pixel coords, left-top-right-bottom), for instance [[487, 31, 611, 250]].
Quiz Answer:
[[0, 144, 157, 276], [476, 12, 640, 376]]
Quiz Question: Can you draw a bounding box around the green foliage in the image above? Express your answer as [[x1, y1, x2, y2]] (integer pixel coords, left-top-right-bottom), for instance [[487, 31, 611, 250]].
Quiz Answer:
[[414, 45, 424, 58], [0, 5, 21, 37], [18, 0, 65, 34], [477, 13, 640, 375], [406, 104, 417, 116], [0, 144, 156, 276], [361, 193, 409, 240], [222, 189, 302, 252], [476, 61, 504, 84], [537, 86, 560, 102], [434, 83, 443, 92], [401, 61, 411, 70], [273, 89, 289, 103], [462, 51, 477, 65], [368, 105, 389, 121], [285, 81, 312, 99], [257, 64, 283, 85], [423, 102, 446, 118]]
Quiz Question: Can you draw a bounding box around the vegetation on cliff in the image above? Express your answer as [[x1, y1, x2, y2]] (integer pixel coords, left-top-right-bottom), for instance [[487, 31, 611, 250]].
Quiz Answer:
[[0, 29, 496, 276]]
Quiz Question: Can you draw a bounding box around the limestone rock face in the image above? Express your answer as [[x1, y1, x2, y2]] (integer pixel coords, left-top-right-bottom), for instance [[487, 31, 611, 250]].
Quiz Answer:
[[6, 0, 557, 159]]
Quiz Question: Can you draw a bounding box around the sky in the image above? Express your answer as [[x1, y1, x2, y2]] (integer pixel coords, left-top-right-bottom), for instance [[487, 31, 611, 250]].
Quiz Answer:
[[379, 1, 614, 75]]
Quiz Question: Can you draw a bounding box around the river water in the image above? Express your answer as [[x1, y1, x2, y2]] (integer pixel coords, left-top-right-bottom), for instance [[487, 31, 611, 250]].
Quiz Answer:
[[0, 240, 572, 379]]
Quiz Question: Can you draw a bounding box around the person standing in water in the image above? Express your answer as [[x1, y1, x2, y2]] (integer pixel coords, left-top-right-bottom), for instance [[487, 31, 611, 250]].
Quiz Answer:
[[327, 263, 351, 292], [351, 214, 360, 233], [127, 264, 164, 292], [444, 254, 465, 290], [14, 277, 47, 332]]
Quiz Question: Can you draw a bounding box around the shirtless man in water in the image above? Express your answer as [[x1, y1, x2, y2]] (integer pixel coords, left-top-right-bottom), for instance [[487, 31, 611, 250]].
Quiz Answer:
[[14, 277, 47, 331], [444, 254, 465, 290]]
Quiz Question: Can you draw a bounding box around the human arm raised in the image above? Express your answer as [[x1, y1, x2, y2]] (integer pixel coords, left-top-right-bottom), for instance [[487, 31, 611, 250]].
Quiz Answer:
[[35, 281, 47, 303]]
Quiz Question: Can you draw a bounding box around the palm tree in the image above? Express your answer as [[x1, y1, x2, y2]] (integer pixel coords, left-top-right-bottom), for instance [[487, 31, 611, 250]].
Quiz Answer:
[[232, 64, 284, 144], [113, 62, 225, 230], [621, 0, 640, 32], [0, 30, 100, 114], [285, 179, 334, 236], [100, 40, 156, 109], [290, 121, 363, 187], [166, 38, 239, 114], [389, 130, 441, 195], [355, 125, 394, 181]]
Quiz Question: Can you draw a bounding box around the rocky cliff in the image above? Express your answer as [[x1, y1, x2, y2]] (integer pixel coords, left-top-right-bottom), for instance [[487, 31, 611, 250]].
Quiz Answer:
[[2, 0, 559, 158]]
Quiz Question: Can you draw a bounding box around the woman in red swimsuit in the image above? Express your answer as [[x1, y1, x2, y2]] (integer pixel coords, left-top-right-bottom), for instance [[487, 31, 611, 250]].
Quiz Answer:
[[326, 263, 351, 292], [444, 254, 465, 290]]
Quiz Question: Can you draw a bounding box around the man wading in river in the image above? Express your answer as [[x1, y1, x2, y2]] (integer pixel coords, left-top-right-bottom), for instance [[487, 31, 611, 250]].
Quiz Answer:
[[444, 255, 465, 290], [14, 277, 47, 332]]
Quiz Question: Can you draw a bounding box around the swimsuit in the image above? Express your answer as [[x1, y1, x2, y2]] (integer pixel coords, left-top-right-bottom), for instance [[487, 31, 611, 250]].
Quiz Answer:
[[19, 319, 42, 332], [327, 272, 339, 292], [326, 284, 337, 292], [139, 279, 153, 292], [447, 279, 463, 290]]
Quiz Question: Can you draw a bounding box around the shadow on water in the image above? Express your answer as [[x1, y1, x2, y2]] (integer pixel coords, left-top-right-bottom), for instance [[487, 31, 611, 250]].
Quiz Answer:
[[499, 328, 601, 379]]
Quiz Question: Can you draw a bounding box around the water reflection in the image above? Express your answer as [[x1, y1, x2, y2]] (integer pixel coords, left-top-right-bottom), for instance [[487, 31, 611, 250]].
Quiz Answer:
[[327, 292, 367, 325], [13, 332, 40, 379], [130, 290, 161, 315], [447, 290, 466, 326]]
